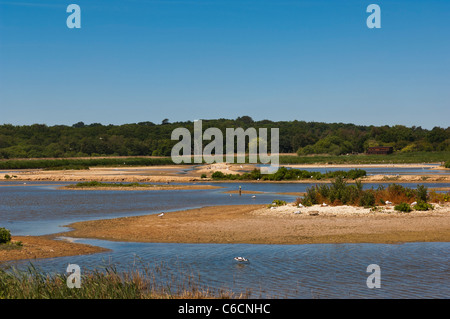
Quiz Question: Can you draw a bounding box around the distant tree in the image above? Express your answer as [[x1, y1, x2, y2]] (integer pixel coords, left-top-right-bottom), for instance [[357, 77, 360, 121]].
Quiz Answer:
[[236, 116, 254, 125], [161, 119, 170, 125], [72, 122, 85, 128]]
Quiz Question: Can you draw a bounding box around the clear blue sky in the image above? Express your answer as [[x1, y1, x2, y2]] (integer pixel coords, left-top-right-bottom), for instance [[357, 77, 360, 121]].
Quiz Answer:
[[0, 0, 449, 129]]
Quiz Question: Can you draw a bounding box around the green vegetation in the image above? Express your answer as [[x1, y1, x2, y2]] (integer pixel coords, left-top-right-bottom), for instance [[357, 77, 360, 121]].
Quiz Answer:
[[200, 173, 207, 179], [394, 203, 413, 213], [211, 167, 366, 181], [0, 118, 448, 159], [297, 177, 432, 208], [0, 157, 175, 170], [0, 228, 11, 244], [269, 199, 287, 207], [414, 200, 434, 211], [0, 264, 246, 299], [280, 152, 450, 165], [445, 161, 450, 168]]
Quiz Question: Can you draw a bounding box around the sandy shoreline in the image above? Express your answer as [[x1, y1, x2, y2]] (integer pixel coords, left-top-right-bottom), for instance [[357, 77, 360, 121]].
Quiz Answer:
[[2, 202, 449, 262], [60, 203, 450, 245], [61, 184, 223, 191], [0, 236, 108, 262]]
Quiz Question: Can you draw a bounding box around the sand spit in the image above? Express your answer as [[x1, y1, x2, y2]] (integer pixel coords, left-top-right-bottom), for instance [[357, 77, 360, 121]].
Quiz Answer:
[[61, 184, 223, 191], [0, 236, 108, 262], [61, 203, 450, 245]]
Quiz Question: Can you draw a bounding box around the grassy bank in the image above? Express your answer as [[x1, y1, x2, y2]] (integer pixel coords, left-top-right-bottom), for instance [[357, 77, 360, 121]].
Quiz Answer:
[[0, 151, 448, 169], [0, 263, 246, 299], [68, 181, 156, 188], [0, 157, 175, 170], [279, 152, 450, 165]]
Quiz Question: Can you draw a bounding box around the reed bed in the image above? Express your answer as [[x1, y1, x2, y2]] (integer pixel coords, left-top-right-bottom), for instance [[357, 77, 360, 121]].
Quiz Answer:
[[0, 262, 249, 299]]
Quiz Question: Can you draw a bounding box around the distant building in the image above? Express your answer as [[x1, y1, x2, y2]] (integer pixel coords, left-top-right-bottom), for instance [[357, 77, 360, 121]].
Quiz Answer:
[[366, 146, 393, 155]]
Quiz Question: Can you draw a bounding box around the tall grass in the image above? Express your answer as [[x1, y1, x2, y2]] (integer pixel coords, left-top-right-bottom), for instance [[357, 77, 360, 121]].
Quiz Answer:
[[0, 263, 248, 299]]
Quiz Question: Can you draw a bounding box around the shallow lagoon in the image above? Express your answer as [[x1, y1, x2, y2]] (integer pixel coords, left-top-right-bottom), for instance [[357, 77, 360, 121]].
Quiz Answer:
[[0, 181, 449, 298]]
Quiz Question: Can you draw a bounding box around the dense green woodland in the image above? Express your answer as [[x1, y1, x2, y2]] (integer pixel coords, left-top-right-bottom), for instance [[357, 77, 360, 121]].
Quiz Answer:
[[0, 117, 448, 159]]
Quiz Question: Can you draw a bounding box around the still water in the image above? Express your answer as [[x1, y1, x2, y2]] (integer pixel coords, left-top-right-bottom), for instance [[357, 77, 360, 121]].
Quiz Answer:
[[0, 181, 449, 298]]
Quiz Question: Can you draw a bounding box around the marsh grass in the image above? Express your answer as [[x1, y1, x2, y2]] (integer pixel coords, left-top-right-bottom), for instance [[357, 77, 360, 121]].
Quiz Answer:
[[0, 262, 249, 299]]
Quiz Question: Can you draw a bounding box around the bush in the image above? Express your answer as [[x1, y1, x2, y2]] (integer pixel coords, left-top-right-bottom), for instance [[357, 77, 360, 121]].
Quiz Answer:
[[211, 171, 225, 179], [302, 187, 319, 206], [394, 203, 412, 213], [4, 174, 11, 179], [415, 185, 428, 202], [414, 200, 433, 211], [200, 174, 207, 179], [0, 227, 11, 244], [359, 191, 375, 207], [270, 199, 287, 207]]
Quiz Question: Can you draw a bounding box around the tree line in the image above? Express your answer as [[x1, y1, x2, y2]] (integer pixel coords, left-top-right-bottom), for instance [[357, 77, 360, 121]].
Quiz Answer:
[[0, 117, 448, 159]]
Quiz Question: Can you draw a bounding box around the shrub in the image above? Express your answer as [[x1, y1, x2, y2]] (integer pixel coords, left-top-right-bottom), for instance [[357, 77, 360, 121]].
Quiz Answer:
[[414, 200, 433, 211], [415, 185, 428, 202], [4, 174, 11, 179], [270, 199, 287, 207], [359, 191, 375, 207], [302, 187, 319, 206], [0, 227, 11, 244], [200, 174, 207, 179], [394, 203, 412, 213], [211, 171, 225, 179]]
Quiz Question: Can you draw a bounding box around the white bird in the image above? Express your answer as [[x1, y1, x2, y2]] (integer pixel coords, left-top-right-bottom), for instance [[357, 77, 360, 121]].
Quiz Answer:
[[411, 201, 417, 206], [251, 195, 256, 199], [385, 201, 392, 205], [234, 257, 249, 262], [294, 210, 301, 214], [158, 212, 165, 217], [298, 203, 304, 208], [322, 203, 328, 207]]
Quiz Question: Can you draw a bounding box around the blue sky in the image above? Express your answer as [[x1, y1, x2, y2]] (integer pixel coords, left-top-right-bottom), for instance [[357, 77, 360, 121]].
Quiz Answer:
[[0, 0, 449, 128]]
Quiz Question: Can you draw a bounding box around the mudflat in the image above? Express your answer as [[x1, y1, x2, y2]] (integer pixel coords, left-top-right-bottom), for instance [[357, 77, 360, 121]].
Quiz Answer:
[[0, 236, 108, 262], [61, 204, 450, 245]]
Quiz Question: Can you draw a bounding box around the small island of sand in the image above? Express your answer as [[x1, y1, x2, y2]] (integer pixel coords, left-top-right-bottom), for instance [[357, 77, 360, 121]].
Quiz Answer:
[[60, 203, 450, 245]]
